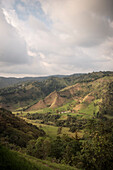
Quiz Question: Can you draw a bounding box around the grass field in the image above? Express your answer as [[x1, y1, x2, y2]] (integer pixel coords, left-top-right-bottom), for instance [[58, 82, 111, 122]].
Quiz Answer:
[[22, 118, 83, 139], [78, 101, 99, 119]]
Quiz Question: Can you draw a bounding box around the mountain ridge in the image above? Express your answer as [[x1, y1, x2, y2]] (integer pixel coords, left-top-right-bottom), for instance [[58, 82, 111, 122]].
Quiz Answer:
[[0, 71, 113, 111], [27, 75, 113, 113]]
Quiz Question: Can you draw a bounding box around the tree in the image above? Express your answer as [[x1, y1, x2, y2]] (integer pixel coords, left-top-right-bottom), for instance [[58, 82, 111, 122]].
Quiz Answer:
[[99, 82, 113, 115], [51, 136, 64, 160], [80, 120, 113, 170], [57, 127, 62, 135]]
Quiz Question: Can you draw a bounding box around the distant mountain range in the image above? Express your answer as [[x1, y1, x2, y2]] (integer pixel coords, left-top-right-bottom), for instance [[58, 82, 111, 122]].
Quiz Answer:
[[0, 75, 67, 89]]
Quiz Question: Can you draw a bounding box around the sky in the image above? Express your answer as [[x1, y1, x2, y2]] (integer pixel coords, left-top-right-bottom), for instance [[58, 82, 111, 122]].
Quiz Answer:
[[0, 0, 113, 77]]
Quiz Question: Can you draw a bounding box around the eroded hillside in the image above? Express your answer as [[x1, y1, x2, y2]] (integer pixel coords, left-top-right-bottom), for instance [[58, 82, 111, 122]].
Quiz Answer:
[[27, 76, 113, 113], [0, 71, 113, 112]]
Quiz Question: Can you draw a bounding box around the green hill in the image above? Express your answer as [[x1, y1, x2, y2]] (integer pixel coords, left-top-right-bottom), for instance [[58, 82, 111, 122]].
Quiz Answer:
[[0, 108, 45, 147], [0, 145, 77, 170], [0, 75, 66, 89], [27, 76, 113, 116], [0, 71, 113, 112], [0, 77, 69, 111], [0, 71, 113, 170]]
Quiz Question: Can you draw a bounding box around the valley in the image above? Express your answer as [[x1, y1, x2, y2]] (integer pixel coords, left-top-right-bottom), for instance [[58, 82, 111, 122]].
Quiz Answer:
[[0, 71, 113, 170]]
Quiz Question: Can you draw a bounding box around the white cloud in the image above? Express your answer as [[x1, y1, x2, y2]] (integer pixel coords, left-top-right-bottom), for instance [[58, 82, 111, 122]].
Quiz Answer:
[[0, 9, 29, 65], [0, 0, 113, 77]]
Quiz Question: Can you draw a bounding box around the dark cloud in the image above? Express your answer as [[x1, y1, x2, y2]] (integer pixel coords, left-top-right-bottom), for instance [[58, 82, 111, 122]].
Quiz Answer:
[[92, 0, 113, 20]]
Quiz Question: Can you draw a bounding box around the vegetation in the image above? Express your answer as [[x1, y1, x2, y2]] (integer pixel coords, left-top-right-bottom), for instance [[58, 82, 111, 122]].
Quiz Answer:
[[0, 145, 77, 170], [99, 82, 113, 115], [80, 119, 113, 170], [24, 119, 113, 169], [0, 71, 113, 111], [0, 145, 37, 170], [0, 108, 45, 147], [0, 71, 113, 169]]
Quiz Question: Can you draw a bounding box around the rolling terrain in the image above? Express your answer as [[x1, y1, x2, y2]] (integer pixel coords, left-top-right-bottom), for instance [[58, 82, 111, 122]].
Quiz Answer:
[[0, 71, 113, 112], [0, 108, 45, 147], [0, 108, 77, 170], [0, 71, 113, 170], [0, 75, 66, 89], [0, 77, 69, 111], [27, 75, 113, 115]]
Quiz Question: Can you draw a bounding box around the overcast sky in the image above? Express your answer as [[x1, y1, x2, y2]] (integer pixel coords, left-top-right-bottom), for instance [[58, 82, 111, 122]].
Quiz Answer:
[[0, 0, 113, 77]]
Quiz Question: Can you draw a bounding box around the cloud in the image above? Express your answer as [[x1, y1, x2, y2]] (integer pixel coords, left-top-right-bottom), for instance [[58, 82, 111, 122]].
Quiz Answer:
[[0, 8, 29, 65], [0, 0, 113, 77], [40, 0, 113, 47], [92, 0, 113, 20]]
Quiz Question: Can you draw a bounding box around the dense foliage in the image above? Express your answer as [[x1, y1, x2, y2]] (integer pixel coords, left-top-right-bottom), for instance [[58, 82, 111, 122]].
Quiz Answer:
[[27, 135, 81, 165], [80, 119, 113, 170], [26, 112, 86, 130], [0, 108, 45, 147], [100, 82, 113, 115], [26, 119, 113, 169]]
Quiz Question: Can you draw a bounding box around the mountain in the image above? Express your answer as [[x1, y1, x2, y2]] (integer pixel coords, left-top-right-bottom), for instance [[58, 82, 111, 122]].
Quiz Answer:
[[28, 90, 67, 110], [0, 75, 67, 89], [0, 76, 70, 111], [27, 75, 113, 115], [0, 71, 113, 111]]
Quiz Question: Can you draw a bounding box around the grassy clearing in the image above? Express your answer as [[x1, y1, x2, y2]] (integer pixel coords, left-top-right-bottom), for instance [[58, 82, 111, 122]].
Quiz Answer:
[[22, 118, 78, 138], [40, 125, 59, 138], [78, 101, 99, 119], [54, 100, 77, 112], [23, 118, 58, 138], [59, 114, 68, 120], [61, 127, 83, 138], [13, 109, 48, 117], [59, 112, 77, 120]]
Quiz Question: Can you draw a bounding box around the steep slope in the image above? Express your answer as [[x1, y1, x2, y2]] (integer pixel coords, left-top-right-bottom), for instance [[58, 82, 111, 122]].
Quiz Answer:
[[0, 145, 37, 170], [0, 77, 68, 111], [28, 91, 67, 110], [0, 108, 45, 147], [28, 76, 113, 112], [0, 145, 77, 170]]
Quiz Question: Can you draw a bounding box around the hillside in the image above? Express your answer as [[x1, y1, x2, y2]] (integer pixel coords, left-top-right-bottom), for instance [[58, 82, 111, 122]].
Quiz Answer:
[[0, 77, 69, 111], [0, 108, 45, 147], [0, 145, 77, 170], [27, 76, 113, 113], [0, 75, 66, 89], [0, 72, 113, 170], [0, 71, 113, 111]]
